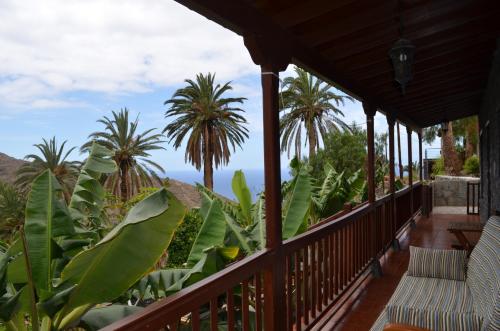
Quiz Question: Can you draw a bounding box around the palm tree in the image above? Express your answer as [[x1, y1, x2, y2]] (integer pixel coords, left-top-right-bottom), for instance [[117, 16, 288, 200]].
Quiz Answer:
[[163, 73, 248, 190], [82, 108, 166, 201], [279, 67, 354, 159], [0, 180, 25, 242], [16, 137, 80, 200]]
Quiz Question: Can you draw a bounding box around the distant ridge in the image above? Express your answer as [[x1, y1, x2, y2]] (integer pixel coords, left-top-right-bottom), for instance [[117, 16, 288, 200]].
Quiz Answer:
[[0, 152, 202, 208], [0, 152, 25, 184]]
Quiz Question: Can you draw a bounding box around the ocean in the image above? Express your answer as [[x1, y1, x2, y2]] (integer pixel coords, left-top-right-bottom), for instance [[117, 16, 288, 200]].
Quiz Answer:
[[165, 169, 292, 200]]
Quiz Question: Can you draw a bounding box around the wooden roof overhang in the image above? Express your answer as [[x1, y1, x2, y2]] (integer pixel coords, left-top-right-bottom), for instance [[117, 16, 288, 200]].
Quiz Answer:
[[174, 0, 500, 128]]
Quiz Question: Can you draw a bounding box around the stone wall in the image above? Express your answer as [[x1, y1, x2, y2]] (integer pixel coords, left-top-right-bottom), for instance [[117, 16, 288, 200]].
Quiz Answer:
[[433, 176, 479, 206], [479, 38, 500, 223]]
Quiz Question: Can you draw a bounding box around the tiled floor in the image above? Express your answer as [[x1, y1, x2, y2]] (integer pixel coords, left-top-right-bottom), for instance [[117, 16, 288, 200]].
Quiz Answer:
[[322, 212, 481, 331]]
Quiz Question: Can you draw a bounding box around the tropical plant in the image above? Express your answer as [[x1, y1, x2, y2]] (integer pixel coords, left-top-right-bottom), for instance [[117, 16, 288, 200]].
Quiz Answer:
[[423, 121, 464, 175], [0, 181, 25, 242], [431, 157, 445, 177], [0, 143, 186, 330], [463, 155, 480, 176], [82, 108, 166, 202], [15, 137, 80, 201], [308, 124, 367, 182], [279, 66, 354, 159], [163, 73, 248, 191]]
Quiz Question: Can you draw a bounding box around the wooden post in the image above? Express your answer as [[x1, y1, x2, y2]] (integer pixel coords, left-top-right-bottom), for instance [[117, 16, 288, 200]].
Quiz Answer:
[[363, 103, 381, 276], [244, 34, 290, 331], [407, 126, 414, 219], [418, 130, 423, 181], [363, 102, 376, 203], [387, 113, 399, 250], [260, 65, 286, 331]]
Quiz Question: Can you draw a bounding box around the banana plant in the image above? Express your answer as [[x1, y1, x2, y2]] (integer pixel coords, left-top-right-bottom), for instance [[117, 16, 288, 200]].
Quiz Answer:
[[0, 143, 186, 331]]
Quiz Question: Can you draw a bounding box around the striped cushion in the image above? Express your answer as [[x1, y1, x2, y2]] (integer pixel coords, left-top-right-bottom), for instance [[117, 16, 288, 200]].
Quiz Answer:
[[408, 246, 467, 281], [370, 311, 388, 331], [386, 274, 482, 331], [466, 216, 500, 331]]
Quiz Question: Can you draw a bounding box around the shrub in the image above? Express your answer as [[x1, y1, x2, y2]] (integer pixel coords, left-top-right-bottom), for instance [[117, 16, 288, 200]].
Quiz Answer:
[[432, 157, 445, 177], [167, 209, 203, 267], [463, 155, 480, 176]]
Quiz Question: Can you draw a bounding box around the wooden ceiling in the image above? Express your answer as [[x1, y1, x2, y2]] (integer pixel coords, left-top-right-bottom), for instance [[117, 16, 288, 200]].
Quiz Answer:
[[175, 0, 500, 128]]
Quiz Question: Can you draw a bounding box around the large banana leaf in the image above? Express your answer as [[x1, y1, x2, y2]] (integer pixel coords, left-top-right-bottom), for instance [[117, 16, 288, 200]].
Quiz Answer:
[[282, 169, 312, 240], [79, 305, 143, 331], [68, 143, 117, 226], [186, 194, 227, 267], [250, 194, 266, 250], [231, 171, 253, 226], [135, 269, 190, 299], [55, 189, 185, 329], [24, 170, 74, 294], [166, 247, 238, 295]]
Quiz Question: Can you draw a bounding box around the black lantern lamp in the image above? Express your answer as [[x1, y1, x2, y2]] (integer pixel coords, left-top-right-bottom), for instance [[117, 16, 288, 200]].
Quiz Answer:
[[389, 38, 415, 94]]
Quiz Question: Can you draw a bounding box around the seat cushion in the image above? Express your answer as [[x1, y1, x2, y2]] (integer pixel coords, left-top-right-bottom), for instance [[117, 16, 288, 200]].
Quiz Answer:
[[386, 273, 482, 331], [407, 246, 467, 281], [466, 216, 500, 331]]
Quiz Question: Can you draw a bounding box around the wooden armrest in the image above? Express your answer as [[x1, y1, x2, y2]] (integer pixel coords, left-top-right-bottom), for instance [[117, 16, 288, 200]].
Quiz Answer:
[[383, 323, 431, 331]]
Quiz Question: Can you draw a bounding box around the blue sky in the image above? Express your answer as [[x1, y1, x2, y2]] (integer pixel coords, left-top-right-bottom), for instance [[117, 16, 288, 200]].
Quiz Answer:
[[0, 0, 437, 174]]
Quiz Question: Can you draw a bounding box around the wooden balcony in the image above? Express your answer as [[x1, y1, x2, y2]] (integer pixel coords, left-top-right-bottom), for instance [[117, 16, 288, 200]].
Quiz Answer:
[[103, 184, 426, 331]]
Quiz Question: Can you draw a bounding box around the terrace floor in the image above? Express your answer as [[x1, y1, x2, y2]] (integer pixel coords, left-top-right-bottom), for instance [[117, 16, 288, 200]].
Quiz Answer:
[[321, 212, 481, 331]]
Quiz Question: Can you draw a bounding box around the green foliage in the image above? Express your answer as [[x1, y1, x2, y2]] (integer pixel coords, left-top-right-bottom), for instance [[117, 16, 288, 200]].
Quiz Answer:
[[0, 143, 186, 330], [463, 155, 480, 176], [166, 210, 203, 268], [0, 181, 25, 242], [82, 108, 166, 201], [432, 157, 445, 177], [15, 137, 80, 200], [279, 66, 354, 158], [163, 73, 248, 189], [308, 124, 367, 182]]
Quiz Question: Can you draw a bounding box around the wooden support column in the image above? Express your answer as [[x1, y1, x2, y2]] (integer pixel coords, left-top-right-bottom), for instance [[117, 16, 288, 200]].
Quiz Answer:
[[363, 102, 381, 276], [387, 116, 396, 195], [387, 114, 399, 250], [418, 130, 423, 181], [407, 126, 414, 218], [245, 34, 289, 331], [363, 102, 377, 203]]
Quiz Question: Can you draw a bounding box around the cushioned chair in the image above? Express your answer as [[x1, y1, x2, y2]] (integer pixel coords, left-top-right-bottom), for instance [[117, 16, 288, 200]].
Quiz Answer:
[[371, 216, 500, 331]]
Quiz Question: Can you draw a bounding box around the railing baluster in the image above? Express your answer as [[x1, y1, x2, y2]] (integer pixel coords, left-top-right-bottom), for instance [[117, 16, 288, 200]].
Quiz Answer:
[[286, 255, 293, 331], [317, 239, 323, 311], [191, 309, 200, 331], [226, 288, 235, 331], [335, 230, 339, 296], [311, 242, 317, 319], [255, 274, 262, 331], [304, 246, 310, 325], [210, 298, 218, 331], [329, 234, 334, 301], [295, 251, 302, 331], [242, 280, 250, 331]]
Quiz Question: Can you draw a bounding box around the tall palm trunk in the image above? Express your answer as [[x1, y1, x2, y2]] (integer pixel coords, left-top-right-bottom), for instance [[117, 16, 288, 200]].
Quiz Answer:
[[308, 129, 316, 158], [465, 124, 476, 158], [203, 126, 214, 190], [120, 163, 129, 202], [441, 122, 462, 175], [397, 122, 403, 179]]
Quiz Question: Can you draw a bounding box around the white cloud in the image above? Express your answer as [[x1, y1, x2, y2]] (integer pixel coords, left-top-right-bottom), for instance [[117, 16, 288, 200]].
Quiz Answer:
[[0, 0, 258, 108]]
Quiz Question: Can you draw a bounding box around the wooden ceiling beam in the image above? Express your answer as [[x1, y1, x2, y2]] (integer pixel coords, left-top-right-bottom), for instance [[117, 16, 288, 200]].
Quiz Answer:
[[307, 0, 497, 48], [338, 33, 494, 74], [271, 0, 357, 28], [351, 47, 491, 83]]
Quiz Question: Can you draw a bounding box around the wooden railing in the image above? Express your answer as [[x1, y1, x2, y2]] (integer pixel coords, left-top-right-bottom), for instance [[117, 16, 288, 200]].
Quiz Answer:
[[102, 185, 422, 331]]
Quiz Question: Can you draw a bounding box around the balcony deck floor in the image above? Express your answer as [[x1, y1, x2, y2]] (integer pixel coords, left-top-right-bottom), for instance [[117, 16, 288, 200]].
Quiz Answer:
[[322, 212, 481, 331]]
